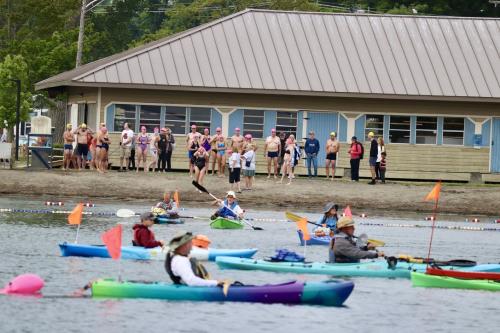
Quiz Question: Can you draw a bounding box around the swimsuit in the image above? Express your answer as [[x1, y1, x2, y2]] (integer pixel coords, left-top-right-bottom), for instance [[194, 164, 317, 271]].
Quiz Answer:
[[217, 143, 225, 156], [194, 156, 206, 169], [326, 153, 337, 160], [138, 135, 148, 151], [64, 144, 73, 151], [202, 137, 211, 151]]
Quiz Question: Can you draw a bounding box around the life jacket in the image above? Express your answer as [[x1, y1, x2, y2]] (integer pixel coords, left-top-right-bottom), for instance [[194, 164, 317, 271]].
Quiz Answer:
[[164, 252, 210, 285], [331, 233, 360, 263], [217, 199, 238, 218], [320, 214, 338, 229]]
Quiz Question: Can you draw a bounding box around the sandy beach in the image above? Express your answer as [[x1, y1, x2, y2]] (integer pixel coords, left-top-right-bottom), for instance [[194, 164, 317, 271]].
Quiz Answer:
[[1, 169, 499, 216]]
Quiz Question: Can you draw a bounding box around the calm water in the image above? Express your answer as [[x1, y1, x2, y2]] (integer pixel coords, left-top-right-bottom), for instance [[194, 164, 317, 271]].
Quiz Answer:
[[0, 196, 499, 333]]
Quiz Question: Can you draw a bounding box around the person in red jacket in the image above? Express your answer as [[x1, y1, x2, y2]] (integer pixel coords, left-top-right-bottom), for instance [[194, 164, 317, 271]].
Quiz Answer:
[[348, 136, 362, 182], [132, 212, 165, 248]]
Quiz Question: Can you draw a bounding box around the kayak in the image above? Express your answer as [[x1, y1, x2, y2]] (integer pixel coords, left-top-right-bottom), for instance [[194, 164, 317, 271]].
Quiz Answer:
[[154, 216, 184, 224], [210, 217, 244, 229], [425, 267, 500, 280], [91, 278, 354, 306], [59, 243, 257, 261], [297, 230, 330, 246], [411, 272, 500, 291], [216, 256, 500, 279]]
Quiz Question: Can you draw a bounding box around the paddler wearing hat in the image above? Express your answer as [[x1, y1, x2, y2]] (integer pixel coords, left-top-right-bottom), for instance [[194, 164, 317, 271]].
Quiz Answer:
[[132, 212, 165, 248], [329, 216, 384, 263], [210, 191, 244, 220], [165, 231, 224, 287], [313, 202, 339, 237]]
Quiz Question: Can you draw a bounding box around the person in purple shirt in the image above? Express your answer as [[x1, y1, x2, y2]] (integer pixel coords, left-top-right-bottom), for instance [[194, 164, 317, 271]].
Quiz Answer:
[[304, 131, 320, 178]]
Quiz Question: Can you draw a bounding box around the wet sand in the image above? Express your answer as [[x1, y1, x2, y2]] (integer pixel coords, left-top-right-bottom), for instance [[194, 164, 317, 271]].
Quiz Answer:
[[1, 169, 499, 216]]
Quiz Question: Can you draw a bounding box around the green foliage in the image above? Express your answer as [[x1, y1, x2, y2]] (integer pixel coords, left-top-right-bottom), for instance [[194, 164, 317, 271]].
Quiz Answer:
[[0, 54, 32, 129], [0, 0, 498, 95]]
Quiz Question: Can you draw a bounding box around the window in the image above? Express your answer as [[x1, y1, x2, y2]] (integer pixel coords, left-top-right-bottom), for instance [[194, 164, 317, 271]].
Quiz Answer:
[[139, 105, 161, 132], [365, 115, 384, 140], [243, 109, 265, 138], [165, 106, 186, 135], [276, 112, 297, 137], [443, 117, 464, 145], [190, 107, 211, 133], [416, 117, 437, 144], [389, 116, 410, 143], [114, 104, 136, 132]]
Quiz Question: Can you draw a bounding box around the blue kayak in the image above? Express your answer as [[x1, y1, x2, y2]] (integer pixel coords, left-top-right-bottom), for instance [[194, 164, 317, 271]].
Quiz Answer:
[[59, 243, 257, 261], [216, 256, 500, 279], [297, 230, 330, 246]]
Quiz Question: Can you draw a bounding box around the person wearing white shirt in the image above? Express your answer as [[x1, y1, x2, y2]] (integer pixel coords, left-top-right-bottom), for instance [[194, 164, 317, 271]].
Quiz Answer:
[[165, 232, 223, 287], [228, 149, 242, 192], [119, 122, 134, 171], [242, 148, 256, 190]]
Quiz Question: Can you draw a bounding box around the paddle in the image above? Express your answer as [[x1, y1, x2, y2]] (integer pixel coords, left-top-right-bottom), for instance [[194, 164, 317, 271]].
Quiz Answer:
[[285, 211, 386, 247], [191, 181, 263, 230], [116, 209, 139, 218], [397, 255, 477, 267]]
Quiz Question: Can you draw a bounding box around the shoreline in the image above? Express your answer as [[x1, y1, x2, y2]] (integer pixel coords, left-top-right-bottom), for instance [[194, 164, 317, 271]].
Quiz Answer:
[[1, 170, 499, 216]]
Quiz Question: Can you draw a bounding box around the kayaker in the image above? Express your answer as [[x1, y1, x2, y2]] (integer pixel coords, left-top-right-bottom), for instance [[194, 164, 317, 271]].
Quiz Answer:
[[152, 191, 179, 218], [330, 216, 384, 263], [313, 202, 339, 237], [132, 212, 165, 248], [210, 191, 244, 220], [165, 231, 223, 287]]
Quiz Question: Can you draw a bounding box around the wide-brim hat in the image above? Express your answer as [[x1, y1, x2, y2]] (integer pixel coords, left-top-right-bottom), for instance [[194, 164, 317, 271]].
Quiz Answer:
[[337, 216, 355, 229], [323, 202, 338, 213], [169, 231, 194, 251]]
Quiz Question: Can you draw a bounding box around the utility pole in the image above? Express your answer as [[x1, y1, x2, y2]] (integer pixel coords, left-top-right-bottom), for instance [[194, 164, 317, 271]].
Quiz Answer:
[[76, 0, 87, 68]]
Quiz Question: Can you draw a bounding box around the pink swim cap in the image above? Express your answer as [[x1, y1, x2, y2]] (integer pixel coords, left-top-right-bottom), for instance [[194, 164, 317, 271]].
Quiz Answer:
[[235, 128, 240, 131], [271, 128, 276, 132], [141, 126, 146, 131], [245, 134, 252, 139]]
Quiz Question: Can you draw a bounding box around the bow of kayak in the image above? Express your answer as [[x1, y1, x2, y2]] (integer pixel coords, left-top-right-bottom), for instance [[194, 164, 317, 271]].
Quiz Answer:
[[411, 272, 500, 291], [91, 278, 354, 306], [154, 216, 184, 224], [210, 217, 245, 229], [59, 243, 257, 261]]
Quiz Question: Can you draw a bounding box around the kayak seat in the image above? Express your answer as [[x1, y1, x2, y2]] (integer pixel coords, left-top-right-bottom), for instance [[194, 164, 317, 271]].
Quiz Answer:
[[267, 249, 305, 263]]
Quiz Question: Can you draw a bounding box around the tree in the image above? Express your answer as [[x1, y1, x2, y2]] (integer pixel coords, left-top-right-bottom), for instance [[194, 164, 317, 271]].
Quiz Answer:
[[0, 54, 32, 167]]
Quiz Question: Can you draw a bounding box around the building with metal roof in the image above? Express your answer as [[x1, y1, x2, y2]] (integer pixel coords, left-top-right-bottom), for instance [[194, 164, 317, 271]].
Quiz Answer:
[[36, 9, 500, 181]]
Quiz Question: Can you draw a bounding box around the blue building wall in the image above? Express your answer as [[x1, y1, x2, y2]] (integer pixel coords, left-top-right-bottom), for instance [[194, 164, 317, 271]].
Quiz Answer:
[[228, 109, 244, 133], [482, 119, 491, 147], [339, 114, 347, 142], [264, 111, 277, 137], [106, 104, 115, 132], [464, 118, 475, 147], [306, 112, 338, 166], [210, 109, 223, 134], [354, 115, 365, 141]]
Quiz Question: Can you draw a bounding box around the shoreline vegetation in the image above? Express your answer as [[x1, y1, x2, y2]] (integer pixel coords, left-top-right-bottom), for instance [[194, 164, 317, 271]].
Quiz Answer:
[[1, 170, 499, 217]]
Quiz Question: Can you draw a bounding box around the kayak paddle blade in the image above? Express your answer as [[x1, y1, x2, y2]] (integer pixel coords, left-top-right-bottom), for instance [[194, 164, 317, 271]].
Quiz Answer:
[[116, 209, 136, 218]]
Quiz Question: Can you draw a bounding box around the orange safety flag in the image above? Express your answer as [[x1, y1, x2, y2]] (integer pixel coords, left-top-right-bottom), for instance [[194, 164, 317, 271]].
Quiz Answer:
[[68, 203, 83, 225], [173, 190, 180, 207], [296, 218, 311, 241], [343, 205, 352, 217], [424, 182, 442, 202], [101, 224, 122, 260]]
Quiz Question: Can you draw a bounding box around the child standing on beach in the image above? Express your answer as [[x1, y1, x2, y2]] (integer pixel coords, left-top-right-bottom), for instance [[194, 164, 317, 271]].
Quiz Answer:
[[229, 148, 242, 193], [380, 152, 387, 184]]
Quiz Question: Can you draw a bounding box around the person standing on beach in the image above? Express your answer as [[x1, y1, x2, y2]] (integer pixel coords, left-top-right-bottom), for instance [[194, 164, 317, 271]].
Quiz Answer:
[[73, 123, 92, 170], [209, 127, 222, 175], [230, 128, 243, 152], [325, 132, 339, 180], [368, 131, 377, 185], [119, 123, 134, 172], [147, 127, 160, 172], [304, 131, 320, 178], [264, 128, 281, 179], [200, 128, 212, 173], [63, 124, 74, 170], [186, 125, 199, 176], [348, 136, 362, 182]]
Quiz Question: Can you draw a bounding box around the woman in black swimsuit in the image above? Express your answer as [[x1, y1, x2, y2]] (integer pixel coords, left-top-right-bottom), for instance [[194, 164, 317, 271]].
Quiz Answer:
[[193, 147, 209, 189]]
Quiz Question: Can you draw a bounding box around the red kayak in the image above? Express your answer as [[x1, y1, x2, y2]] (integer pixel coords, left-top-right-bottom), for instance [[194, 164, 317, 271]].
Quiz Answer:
[[426, 267, 500, 280]]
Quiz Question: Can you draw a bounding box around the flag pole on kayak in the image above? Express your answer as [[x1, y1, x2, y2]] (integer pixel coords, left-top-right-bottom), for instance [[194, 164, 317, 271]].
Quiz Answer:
[[424, 181, 442, 269], [68, 203, 84, 243], [102, 224, 123, 281]]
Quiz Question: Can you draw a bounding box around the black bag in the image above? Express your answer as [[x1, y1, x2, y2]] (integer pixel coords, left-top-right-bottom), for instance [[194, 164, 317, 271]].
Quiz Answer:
[[358, 143, 364, 159], [245, 160, 251, 168]]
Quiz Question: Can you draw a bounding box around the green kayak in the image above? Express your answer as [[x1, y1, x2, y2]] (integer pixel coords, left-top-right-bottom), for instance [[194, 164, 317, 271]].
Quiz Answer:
[[411, 272, 500, 291], [210, 217, 244, 229]]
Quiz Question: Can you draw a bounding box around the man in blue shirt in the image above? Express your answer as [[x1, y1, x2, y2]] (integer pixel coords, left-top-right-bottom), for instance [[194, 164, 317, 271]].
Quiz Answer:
[[304, 131, 320, 178]]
